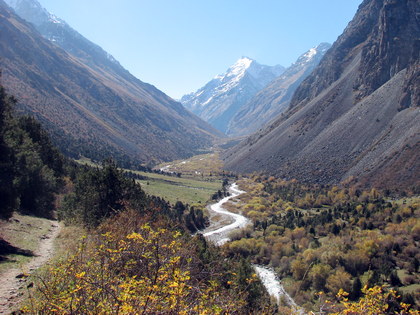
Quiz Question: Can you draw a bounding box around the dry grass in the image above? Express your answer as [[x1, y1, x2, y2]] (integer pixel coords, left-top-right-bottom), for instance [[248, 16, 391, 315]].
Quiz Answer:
[[155, 152, 225, 179], [52, 224, 86, 259]]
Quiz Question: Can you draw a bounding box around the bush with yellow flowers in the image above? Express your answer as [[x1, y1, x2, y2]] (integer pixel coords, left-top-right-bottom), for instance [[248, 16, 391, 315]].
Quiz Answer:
[[23, 210, 273, 314]]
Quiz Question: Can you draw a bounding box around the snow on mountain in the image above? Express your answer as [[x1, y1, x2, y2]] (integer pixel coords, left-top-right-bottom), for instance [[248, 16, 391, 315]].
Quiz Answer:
[[292, 42, 330, 68], [4, 0, 119, 66], [226, 43, 331, 137], [181, 57, 285, 134], [4, 0, 62, 26]]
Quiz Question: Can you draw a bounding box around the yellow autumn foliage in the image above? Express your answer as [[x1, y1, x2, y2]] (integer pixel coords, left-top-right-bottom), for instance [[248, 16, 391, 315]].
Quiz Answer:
[[23, 218, 244, 314]]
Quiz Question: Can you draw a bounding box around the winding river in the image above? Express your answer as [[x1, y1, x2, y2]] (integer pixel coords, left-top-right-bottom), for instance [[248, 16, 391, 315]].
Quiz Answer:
[[202, 183, 249, 245], [201, 183, 301, 311]]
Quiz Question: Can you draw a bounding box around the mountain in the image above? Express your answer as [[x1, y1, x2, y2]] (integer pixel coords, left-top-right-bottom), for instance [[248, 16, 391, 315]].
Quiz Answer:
[[3, 0, 127, 81], [226, 43, 331, 137], [223, 0, 419, 190], [0, 0, 221, 167], [181, 57, 285, 134]]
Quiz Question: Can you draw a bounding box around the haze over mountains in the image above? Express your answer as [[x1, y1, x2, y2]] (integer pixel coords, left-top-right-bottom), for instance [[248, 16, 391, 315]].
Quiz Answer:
[[224, 0, 419, 189], [0, 0, 221, 167]]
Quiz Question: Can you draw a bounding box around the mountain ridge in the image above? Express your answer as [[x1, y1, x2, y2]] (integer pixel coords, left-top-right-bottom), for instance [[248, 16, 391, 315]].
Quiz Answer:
[[0, 0, 222, 167], [223, 0, 419, 190]]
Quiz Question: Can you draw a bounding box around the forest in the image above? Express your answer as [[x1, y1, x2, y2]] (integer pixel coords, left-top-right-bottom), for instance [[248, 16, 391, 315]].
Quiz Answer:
[[222, 174, 419, 312]]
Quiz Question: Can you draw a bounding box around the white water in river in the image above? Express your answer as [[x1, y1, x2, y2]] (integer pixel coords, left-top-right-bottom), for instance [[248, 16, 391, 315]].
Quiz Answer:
[[254, 265, 303, 312], [202, 183, 301, 309], [203, 183, 249, 245]]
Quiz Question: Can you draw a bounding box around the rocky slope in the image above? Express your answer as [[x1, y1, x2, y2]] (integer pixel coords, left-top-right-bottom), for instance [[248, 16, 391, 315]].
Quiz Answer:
[[0, 0, 221, 167], [223, 0, 419, 190], [181, 57, 284, 134], [227, 43, 331, 137]]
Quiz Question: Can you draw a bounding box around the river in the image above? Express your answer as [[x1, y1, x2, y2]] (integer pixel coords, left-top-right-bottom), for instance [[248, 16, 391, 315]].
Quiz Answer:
[[201, 183, 301, 311], [202, 183, 249, 245]]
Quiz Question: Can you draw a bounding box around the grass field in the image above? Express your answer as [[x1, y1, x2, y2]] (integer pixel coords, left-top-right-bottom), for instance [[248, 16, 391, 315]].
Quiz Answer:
[[155, 152, 225, 179], [137, 178, 220, 205], [131, 168, 222, 205], [76, 153, 225, 205]]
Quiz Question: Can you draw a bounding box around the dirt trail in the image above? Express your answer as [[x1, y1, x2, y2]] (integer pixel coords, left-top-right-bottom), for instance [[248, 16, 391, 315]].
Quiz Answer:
[[0, 221, 61, 314]]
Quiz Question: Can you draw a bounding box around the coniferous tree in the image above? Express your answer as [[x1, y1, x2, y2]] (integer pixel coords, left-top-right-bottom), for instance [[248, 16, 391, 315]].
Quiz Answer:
[[0, 85, 17, 219], [349, 277, 362, 301], [0, 84, 63, 218]]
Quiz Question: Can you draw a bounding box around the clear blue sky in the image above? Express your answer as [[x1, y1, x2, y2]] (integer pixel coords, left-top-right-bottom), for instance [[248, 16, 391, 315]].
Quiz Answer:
[[37, 0, 362, 99]]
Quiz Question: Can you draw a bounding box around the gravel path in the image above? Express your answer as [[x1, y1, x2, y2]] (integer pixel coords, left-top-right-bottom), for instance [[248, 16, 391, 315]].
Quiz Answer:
[[0, 221, 61, 314]]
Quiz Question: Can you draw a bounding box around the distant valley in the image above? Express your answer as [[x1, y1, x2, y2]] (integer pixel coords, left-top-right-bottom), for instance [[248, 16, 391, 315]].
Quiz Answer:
[[1, 0, 418, 189]]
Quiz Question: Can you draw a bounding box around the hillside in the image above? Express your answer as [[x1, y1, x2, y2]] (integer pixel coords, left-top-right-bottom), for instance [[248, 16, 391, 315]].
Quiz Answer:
[[0, 0, 221, 167], [227, 43, 331, 137], [181, 57, 284, 134], [223, 0, 419, 190]]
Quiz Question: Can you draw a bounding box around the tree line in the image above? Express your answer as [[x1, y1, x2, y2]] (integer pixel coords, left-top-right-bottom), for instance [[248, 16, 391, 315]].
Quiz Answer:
[[0, 84, 64, 219]]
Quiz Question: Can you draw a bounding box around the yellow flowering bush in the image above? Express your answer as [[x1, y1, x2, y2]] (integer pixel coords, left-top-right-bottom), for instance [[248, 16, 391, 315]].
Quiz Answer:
[[316, 285, 419, 315], [23, 211, 250, 314]]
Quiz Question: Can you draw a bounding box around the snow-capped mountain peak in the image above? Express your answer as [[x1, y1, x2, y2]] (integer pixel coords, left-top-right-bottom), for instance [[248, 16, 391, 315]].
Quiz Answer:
[[226, 43, 331, 137], [304, 47, 317, 60], [4, 0, 57, 26], [4, 0, 120, 66], [181, 58, 285, 133], [298, 42, 331, 64], [228, 57, 254, 77], [213, 57, 254, 81], [290, 42, 331, 69]]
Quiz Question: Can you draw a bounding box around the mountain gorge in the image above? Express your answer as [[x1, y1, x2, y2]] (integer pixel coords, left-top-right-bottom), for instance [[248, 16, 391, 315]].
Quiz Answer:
[[223, 0, 419, 190], [181, 57, 285, 134], [227, 43, 331, 137], [0, 0, 221, 167]]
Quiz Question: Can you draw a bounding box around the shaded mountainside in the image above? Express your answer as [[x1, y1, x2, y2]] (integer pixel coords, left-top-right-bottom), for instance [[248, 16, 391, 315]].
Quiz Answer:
[[0, 0, 221, 167], [223, 0, 419, 190], [227, 43, 331, 137], [181, 57, 284, 134]]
